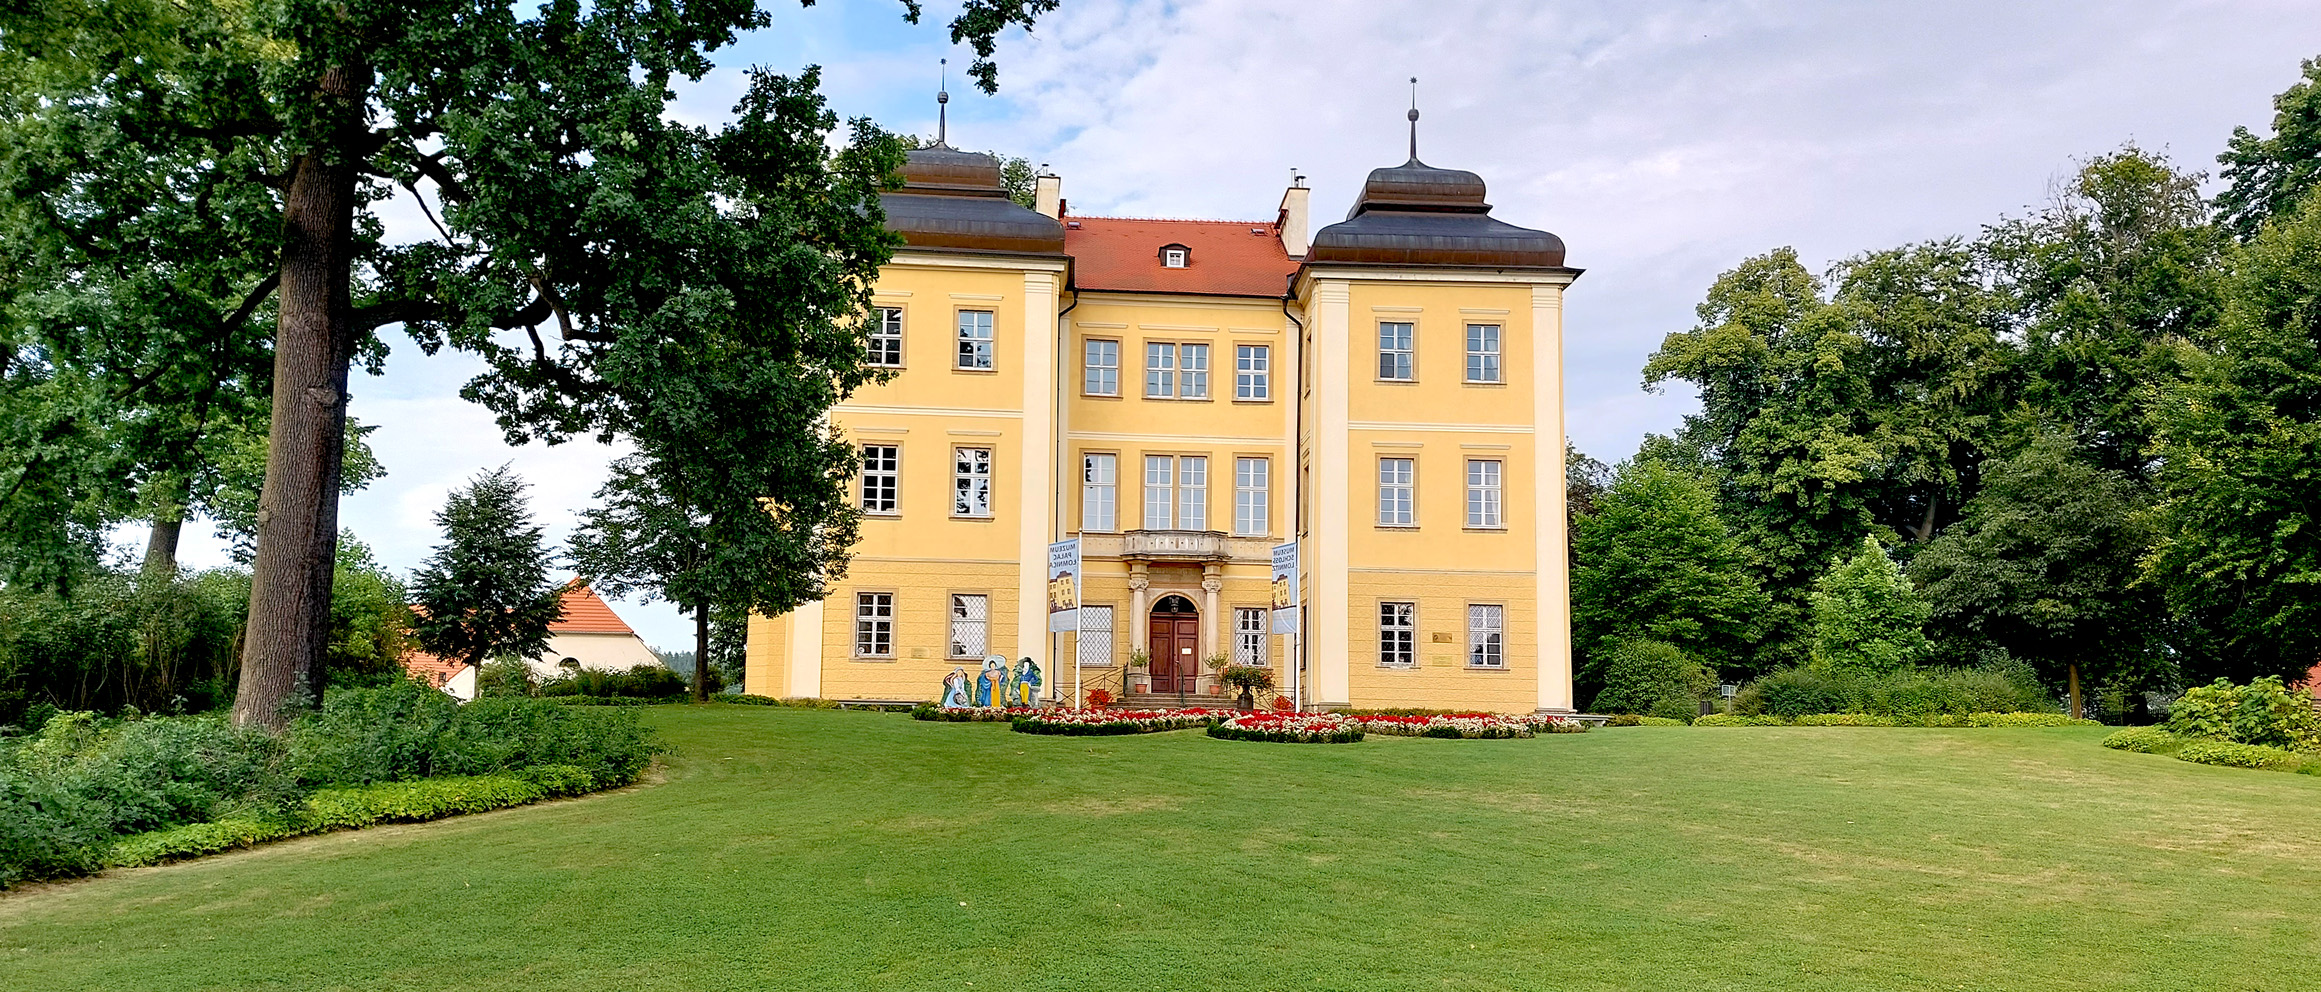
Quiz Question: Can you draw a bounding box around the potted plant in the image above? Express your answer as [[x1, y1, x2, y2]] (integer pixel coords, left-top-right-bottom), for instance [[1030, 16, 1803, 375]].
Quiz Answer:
[[1219, 664, 1276, 712], [1127, 649, 1150, 693]]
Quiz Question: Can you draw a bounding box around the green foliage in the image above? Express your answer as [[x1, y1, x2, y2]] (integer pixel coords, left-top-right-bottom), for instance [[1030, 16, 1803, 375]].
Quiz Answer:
[[540, 665, 689, 700], [2215, 57, 2321, 239], [1734, 664, 2055, 719], [2146, 193, 2321, 683], [474, 657, 539, 699], [1588, 639, 1715, 721], [1808, 539, 1931, 676], [2173, 740, 2302, 770], [1571, 460, 1769, 691], [2164, 677, 2321, 751], [0, 566, 249, 724], [1691, 713, 1786, 727], [2101, 726, 2186, 754], [287, 679, 658, 787], [104, 814, 288, 869], [409, 467, 563, 670]]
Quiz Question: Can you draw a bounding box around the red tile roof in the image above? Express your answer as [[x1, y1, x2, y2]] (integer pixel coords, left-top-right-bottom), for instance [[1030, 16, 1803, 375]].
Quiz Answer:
[[1065, 216, 1298, 297], [552, 580, 637, 635], [400, 644, 466, 689]]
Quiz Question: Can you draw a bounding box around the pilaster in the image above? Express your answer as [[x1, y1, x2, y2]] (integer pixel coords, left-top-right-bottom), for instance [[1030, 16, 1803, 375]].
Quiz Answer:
[[1017, 271, 1060, 664], [1310, 279, 1352, 707], [1533, 283, 1573, 712]]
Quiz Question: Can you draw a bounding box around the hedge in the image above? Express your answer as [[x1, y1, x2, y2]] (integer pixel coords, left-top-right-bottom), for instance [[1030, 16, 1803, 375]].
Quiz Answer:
[[1693, 712, 2099, 728]]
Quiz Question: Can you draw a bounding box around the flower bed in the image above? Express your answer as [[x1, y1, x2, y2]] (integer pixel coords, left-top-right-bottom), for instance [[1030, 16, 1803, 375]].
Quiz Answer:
[[1354, 713, 1536, 739], [911, 705, 1042, 723], [1010, 708, 1220, 736], [1208, 712, 1363, 744]]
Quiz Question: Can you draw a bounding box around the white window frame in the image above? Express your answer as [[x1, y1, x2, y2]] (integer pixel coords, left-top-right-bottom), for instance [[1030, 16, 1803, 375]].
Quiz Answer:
[[1466, 459, 1503, 529], [1143, 455, 1175, 530], [854, 592, 894, 657], [1235, 344, 1270, 400], [1468, 604, 1505, 669], [1465, 323, 1501, 383], [868, 307, 904, 367], [1378, 457, 1416, 527], [1077, 605, 1115, 667], [1178, 456, 1208, 531], [1082, 453, 1117, 533], [949, 593, 988, 659], [1162, 246, 1188, 268], [1235, 607, 1269, 666], [956, 310, 994, 370], [1233, 457, 1269, 537], [1144, 342, 1176, 398], [1179, 343, 1210, 398], [1378, 321, 1415, 381], [1379, 601, 1416, 668], [953, 446, 993, 518], [860, 444, 899, 515], [1084, 338, 1120, 396]]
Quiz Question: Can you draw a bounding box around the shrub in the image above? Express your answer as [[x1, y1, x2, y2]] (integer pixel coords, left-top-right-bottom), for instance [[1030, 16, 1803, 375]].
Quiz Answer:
[[475, 657, 539, 698], [1792, 713, 1898, 727], [2166, 677, 2321, 751], [105, 815, 292, 869], [1692, 713, 1784, 726], [286, 680, 658, 787], [1737, 667, 1855, 718], [1808, 538, 1932, 676], [300, 774, 546, 830], [2102, 727, 2186, 754], [1962, 712, 2099, 727], [2175, 740, 2302, 770], [1589, 639, 1713, 720], [546, 665, 688, 700], [1735, 664, 2057, 720]]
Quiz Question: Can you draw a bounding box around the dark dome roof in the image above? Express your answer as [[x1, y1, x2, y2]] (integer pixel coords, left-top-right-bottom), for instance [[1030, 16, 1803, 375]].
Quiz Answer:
[[1307, 158, 1567, 269], [881, 144, 1064, 255]]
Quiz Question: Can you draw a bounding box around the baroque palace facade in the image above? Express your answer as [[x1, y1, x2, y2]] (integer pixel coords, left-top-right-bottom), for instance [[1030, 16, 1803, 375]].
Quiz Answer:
[[743, 127, 1580, 713]]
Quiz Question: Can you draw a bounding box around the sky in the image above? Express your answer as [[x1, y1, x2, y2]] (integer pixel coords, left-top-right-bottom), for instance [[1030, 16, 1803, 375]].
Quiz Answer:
[[154, 0, 2320, 651]]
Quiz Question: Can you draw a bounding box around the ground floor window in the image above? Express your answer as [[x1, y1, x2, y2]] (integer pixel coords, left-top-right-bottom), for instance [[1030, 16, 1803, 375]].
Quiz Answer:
[[1468, 604, 1504, 668], [855, 593, 893, 657], [949, 594, 988, 658], [1076, 605, 1115, 666], [1379, 602, 1416, 667], [1235, 607, 1268, 665]]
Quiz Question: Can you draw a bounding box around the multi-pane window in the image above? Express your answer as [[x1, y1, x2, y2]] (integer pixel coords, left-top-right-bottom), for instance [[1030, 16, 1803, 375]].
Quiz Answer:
[[1082, 454, 1117, 532], [953, 447, 993, 517], [1178, 456, 1208, 531], [868, 307, 904, 367], [860, 444, 899, 514], [855, 593, 893, 657], [1144, 343, 1176, 398], [1465, 323, 1501, 383], [1234, 457, 1269, 536], [956, 310, 994, 369], [1145, 343, 1208, 398], [1076, 605, 1115, 666], [1468, 605, 1505, 668], [1235, 345, 1270, 400], [1163, 246, 1188, 268], [1378, 322, 1415, 380], [949, 594, 988, 658], [1235, 607, 1269, 666], [1179, 343, 1209, 398], [1084, 339, 1120, 396], [1466, 459, 1503, 528], [1143, 456, 1174, 530], [1379, 602, 1416, 667], [1378, 457, 1416, 526]]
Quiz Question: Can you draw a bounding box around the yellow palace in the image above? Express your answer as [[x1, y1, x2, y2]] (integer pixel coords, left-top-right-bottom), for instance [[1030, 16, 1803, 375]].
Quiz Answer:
[[743, 115, 1581, 714]]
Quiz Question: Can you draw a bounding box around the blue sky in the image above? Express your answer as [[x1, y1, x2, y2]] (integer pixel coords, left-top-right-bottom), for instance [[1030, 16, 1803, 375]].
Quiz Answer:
[[155, 0, 2321, 651]]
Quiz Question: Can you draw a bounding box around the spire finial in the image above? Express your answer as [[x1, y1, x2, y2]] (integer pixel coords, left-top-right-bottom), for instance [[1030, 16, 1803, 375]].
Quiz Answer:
[[936, 59, 950, 147], [1406, 77, 1420, 163]]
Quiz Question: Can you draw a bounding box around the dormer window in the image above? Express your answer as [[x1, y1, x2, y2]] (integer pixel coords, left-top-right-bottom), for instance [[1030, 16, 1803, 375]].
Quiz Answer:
[[1160, 244, 1189, 268]]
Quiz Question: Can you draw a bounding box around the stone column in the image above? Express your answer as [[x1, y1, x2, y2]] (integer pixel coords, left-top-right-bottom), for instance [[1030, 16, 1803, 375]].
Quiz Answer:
[[1127, 564, 1149, 687], [1201, 564, 1224, 662]]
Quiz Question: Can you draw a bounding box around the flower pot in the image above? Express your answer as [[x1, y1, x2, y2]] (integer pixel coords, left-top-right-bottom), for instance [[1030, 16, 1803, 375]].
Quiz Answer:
[[1236, 689, 1255, 712]]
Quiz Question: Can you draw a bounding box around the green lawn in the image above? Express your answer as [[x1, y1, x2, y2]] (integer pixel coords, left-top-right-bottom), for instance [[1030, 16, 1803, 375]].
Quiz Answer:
[[4, 707, 2320, 992]]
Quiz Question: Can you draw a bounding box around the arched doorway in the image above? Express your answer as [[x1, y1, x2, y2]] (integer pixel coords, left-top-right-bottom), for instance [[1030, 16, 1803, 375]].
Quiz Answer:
[[1147, 595, 1200, 693]]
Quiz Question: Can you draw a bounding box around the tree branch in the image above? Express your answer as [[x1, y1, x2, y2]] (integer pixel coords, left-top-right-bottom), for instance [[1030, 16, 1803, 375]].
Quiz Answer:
[[110, 272, 280, 402]]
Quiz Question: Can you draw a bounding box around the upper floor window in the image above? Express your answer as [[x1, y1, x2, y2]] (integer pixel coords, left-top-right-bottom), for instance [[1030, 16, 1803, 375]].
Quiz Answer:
[[956, 310, 994, 370], [1378, 457, 1416, 527], [1161, 245, 1189, 268], [953, 446, 993, 517], [860, 444, 899, 515], [1082, 453, 1117, 533], [1142, 455, 1207, 530], [1235, 344, 1270, 400], [1084, 339, 1120, 396], [1234, 457, 1269, 536], [868, 307, 904, 367], [1378, 322, 1414, 380], [1466, 459, 1503, 528], [1466, 323, 1501, 383], [1145, 342, 1210, 399]]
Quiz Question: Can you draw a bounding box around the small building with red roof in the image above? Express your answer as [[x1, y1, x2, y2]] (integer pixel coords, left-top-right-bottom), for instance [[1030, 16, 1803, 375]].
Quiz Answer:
[[525, 580, 662, 678]]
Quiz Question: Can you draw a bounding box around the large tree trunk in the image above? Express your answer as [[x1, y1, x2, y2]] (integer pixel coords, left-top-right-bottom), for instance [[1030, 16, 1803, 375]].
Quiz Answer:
[[692, 602, 711, 704], [232, 62, 369, 730], [142, 510, 183, 578]]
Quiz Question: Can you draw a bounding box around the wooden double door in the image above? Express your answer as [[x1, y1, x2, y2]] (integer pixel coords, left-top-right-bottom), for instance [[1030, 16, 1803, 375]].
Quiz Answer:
[[1147, 595, 1201, 693]]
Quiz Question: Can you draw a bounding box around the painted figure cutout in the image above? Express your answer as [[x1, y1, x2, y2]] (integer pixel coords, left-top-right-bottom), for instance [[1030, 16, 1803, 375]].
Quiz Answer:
[[942, 668, 970, 709], [975, 658, 1001, 707], [1013, 657, 1042, 707]]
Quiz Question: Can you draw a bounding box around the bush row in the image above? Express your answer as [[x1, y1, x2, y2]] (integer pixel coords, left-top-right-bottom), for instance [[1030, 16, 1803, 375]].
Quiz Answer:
[[2101, 727, 2321, 775], [1692, 712, 2100, 728], [1731, 665, 2058, 719]]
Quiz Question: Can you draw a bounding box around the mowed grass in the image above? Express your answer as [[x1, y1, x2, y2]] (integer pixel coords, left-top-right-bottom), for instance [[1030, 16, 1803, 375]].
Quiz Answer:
[[5, 708, 2321, 992]]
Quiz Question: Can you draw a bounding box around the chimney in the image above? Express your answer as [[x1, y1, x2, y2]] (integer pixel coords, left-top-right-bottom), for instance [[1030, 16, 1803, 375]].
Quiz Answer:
[[1277, 180, 1310, 258], [1035, 173, 1062, 219]]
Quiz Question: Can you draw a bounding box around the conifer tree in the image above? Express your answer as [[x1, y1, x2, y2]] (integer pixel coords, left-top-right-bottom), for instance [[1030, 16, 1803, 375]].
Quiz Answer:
[[409, 467, 564, 674]]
